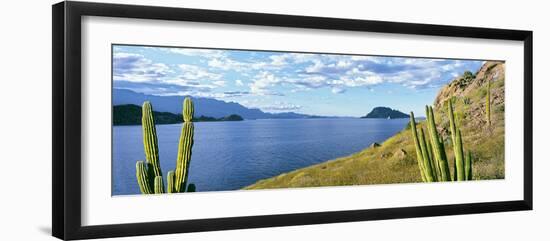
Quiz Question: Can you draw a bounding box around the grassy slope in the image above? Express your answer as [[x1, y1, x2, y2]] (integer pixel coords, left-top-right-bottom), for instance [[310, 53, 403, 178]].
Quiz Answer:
[[245, 61, 505, 190]]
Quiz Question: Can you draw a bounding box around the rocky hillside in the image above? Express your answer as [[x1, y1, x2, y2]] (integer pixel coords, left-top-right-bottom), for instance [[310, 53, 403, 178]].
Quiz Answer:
[[245, 61, 505, 190], [434, 61, 505, 131]]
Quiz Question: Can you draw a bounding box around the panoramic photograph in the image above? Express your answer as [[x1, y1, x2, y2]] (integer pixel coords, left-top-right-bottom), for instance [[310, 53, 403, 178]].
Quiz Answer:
[[111, 44, 505, 196]]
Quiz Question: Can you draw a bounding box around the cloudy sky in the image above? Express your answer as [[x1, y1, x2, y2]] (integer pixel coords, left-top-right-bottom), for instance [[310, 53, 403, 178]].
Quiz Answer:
[[113, 45, 483, 117]]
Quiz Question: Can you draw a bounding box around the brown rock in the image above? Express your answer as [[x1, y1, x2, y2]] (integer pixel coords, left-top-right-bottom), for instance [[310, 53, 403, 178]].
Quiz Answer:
[[395, 149, 407, 159]]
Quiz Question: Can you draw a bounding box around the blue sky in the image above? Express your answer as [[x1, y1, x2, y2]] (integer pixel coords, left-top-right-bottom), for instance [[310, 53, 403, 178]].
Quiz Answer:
[[113, 45, 483, 117]]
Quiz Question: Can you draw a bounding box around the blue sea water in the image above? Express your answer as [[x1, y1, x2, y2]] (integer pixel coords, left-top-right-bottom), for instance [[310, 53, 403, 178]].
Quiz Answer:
[[112, 118, 409, 195]]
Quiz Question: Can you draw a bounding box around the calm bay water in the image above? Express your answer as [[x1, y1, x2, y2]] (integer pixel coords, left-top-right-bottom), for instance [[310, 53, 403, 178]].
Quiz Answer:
[[112, 118, 409, 195]]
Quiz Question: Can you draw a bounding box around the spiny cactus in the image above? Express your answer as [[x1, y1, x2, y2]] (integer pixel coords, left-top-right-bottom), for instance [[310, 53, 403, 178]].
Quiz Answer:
[[154, 176, 165, 194], [175, 98, 194, 192], [167, 171, 175, 194], [410, 112, 438, 182], [426, 106, 451, 181], [447, 101, 473, 181], [135, 98, 197, 194], [142, 102, 162, 178], [410, 101, 474, 183], [426, 138, 439, 181], [453, 129, 465, 181], [418, 127, 436, 182], [410, 112, 428, 182], [448, 101, 457, 147], [486, 79, 491, 127], [136, 161, 153, 194], [465, 151, 473, 180]]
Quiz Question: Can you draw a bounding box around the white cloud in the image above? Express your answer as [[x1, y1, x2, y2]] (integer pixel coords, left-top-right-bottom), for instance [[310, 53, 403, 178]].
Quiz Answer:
[[331, 87, 346, 94], [162, 78, 217, 89], [208, 55, 289, 72], [305, 60, 325, 73], [351, 55, 382, 63], [337, 68, 384, 86], [113, 52, 171, 82], [382, 68, 444, 88], [212, 80, 226, 87], [114, 47, 483, 99], [179, 64, 222, 80], [216, 52, 478, 94], [246, 101, 302, 112], [164, 48, 226, 58], [336, 60, 352, 68], [208, 58, 248, 71], [159, 91, 233, 98], [249, 71, 283, 95], [269, 55, 288, 66], [292, 75, 328, 89], [288, 66, 384, 94]]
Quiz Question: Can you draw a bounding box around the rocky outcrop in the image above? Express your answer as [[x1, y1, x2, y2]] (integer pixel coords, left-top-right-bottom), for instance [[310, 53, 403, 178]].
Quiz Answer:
[[433, 61, 505, 133]]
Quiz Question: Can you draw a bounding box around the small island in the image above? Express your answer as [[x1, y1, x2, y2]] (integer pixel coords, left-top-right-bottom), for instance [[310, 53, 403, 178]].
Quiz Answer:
[[113, 104, 243, 125], [361, 107, 409, 119]]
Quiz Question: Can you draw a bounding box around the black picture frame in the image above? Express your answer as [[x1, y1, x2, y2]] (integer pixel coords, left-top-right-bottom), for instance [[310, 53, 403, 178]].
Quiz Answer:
[[52, 1, 533, 240]]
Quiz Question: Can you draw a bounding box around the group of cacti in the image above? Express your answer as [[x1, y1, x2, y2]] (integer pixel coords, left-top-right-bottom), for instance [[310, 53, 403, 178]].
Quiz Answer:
[[135, 97, 196, 194], [409, 100, 473, 182]]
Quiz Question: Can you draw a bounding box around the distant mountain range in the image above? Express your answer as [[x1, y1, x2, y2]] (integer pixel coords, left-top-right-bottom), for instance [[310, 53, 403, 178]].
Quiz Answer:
[[113, 104, 244, 125], [361, 107, 409, 119], [113, 89, 326, 120]]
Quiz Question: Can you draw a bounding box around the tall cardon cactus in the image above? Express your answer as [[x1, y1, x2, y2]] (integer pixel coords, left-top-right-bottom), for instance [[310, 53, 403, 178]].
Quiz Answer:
[[447, 100, 473, 181], [410, 100, 474, 182], [486, 79, 492, 127], [426, 105, 451, 181], [135, 97, 197, 194], [174, 98, 195, 192]]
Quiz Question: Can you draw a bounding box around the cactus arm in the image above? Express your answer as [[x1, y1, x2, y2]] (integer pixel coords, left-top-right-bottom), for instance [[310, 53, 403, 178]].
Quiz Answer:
[[426, 135, 439, 182], [465, 151, 472, 180], [142, 102, 162, 178], [448, 100, 457, 147], [410, 113, 427, 182], [136, 161, 153, 194], [167, 171, 175, 193], [426, 139, 441, 181], [418, 127, 435, 182], [175, 122, 194, 192], [175, 98, 195, 192], [454, 129, 465, 181], [154, 176, 165, 194], [433, 106, 451, 181], [486, 80, 491, 126], [183, 97, 194, 122], [452, 158, 457, 182], [426, 106, 451, 181], [470, 152, 474, 180]]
